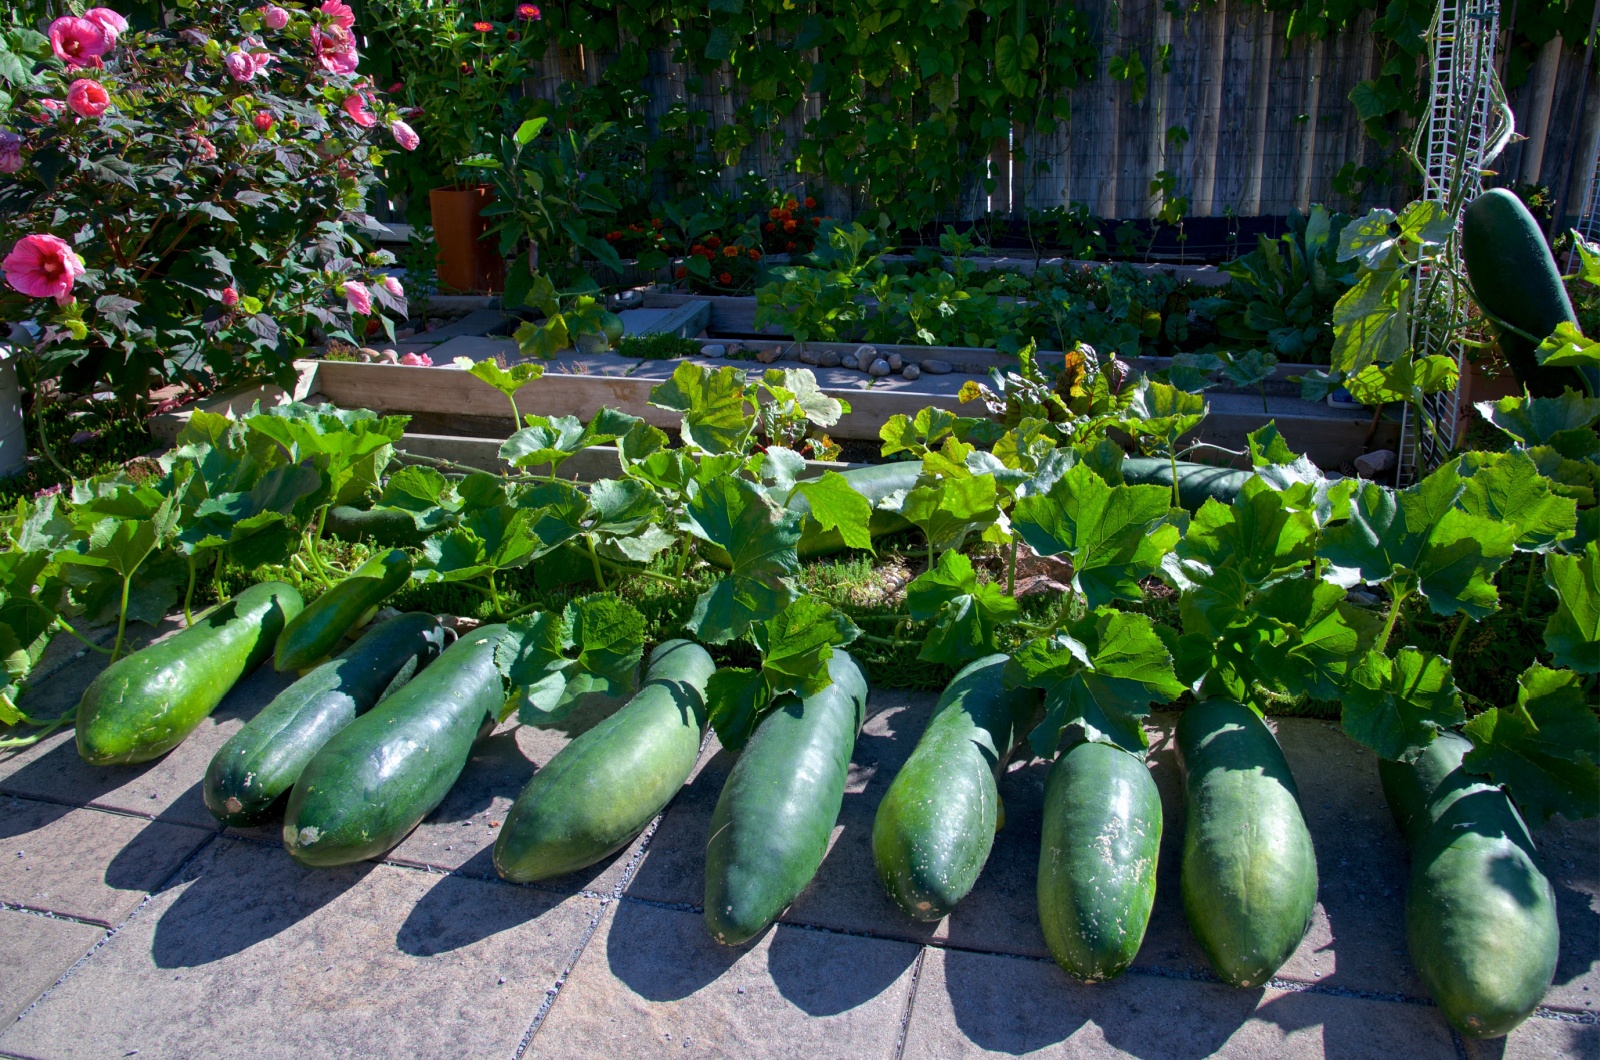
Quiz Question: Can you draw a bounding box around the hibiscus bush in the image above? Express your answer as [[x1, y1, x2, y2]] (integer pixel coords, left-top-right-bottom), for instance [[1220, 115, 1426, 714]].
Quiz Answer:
[[0, 2, 419, 402]]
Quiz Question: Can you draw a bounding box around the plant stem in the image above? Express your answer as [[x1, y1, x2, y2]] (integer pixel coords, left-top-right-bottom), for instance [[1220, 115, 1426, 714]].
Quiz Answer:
[[486, 571, 503, 615], [1375, 588, 1407, 655], [183, 554, 197, 627], [859, 632, 920, 649], [1169, 449, 1181, 510], [33, 399, 71, 479], [585, 535, 609, 590], [53, 618, 112, 655], [0, 708, 74, 749], [1008, 539, 1019, 597], [111, 574, 132, 662], [1446, 616, 1471, 659]]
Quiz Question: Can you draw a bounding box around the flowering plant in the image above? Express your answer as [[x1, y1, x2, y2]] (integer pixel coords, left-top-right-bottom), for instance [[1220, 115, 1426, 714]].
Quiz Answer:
[[0, 3, 417, 401]]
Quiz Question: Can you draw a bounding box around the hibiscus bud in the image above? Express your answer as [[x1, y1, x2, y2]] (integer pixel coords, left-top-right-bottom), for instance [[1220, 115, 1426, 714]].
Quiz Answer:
[[221, 286, 240, 306], [252, 111, 275, 133], [261, 5, 291, 30]]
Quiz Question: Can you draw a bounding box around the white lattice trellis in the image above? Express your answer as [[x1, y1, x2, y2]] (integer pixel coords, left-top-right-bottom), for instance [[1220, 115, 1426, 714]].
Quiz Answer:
[[1394, 0, 1515, 486]]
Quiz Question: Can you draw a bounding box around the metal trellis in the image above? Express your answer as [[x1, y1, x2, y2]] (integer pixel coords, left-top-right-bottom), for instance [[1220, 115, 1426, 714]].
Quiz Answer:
[[1394, 0, 1514, 486]]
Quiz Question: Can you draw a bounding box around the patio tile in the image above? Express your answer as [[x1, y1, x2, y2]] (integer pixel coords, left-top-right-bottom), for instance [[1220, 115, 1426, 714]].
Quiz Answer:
[[0, 797, 210, 925], [899, 945, 1459, 1060], [527, 898, 919, 1060], [0, 836, 600, 1060], [1459, 1015, 1600, 1060], [386, 717, 645, 898], [0, 632, 298, 831], [0, 909, 103, 1023], [1537, 812, 1600, 1013]]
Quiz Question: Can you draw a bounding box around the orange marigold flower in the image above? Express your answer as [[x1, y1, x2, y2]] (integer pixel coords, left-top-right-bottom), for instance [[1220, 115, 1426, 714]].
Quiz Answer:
[[804, 196, 816, 209], [723, 245, 739, 257], [705, 235, 721, 249], [783, 219, 797, 233], [690, 244, 704, 255], [768, 207, 781, 219], [719, 272, 733, 285], [764, 222, 775, 232], [748, 248, 761, 260], [777, 209, 791, 221], [784, 198, 797, 210]]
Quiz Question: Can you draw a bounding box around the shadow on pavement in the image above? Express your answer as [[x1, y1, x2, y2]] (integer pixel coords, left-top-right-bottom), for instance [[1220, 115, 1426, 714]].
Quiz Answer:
[[604, 898, 742, 1002], [766, 923, 918, 1017], [395, 872, 555, 957], [150, 853, 374, 968]]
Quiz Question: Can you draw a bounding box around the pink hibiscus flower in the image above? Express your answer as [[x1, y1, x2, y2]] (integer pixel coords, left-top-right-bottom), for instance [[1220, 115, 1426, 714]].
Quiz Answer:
[[0, 132, 23, 175], [48, 17, 110, 69], [3, 235, 86, 305], [399, 352, 432, 367], [321, 0, 356, 30], [225, 51, 259, 82], [311, 22, 359, 75], [341, 91, 377, 127], [66, 80, 110, 119], [83, 9, 128, 48], [221, 286, 240, 306], [261, 5, 291, 30], [343, 280, 372, 316], [380, 275, 405, 299], [388, 119, 419, 151]]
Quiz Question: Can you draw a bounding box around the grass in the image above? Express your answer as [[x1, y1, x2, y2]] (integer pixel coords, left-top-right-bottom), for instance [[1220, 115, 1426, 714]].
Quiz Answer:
[[616, 333, 701, 360]]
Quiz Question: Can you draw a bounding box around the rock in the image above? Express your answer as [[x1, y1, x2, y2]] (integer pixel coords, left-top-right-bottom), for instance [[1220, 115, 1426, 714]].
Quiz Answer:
[[1346, 589, 1382, 607], [395, 327, 416, 340], [798, 348, 821, 365], [868, 358, 891, 377], [887, 353, 903, 372], [841, 353, 859, 370], [855, 344, 878, 365], [922, 358, 952, 375], [358, 347, 382, 359], [901, 364, 921, 381], [378, 349, 400, 364], [700, 344, 727, 358], [1353, 449, 1398, 479], [818, 350, 841, 368], [755, 347, 782, 364], [426, 317, 445, 329]]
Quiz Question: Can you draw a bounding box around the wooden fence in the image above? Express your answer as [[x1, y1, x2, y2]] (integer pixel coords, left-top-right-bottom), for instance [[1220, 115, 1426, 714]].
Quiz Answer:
[[514, 0, 1600, 225]]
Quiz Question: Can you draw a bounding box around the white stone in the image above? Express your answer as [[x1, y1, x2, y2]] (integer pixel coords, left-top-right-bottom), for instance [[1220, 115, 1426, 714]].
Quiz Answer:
[[700, 344, 726, 358]]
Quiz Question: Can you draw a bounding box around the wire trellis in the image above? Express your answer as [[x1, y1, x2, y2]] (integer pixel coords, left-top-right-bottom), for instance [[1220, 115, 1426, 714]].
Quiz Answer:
[[1394, 0, 1513, 487]]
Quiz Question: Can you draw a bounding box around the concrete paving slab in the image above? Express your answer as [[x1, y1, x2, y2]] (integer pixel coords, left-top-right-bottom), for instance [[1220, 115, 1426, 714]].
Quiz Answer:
[[528, 898, 920, 1060], [1538, 813, 1600, 1014], [0, 909, 103, 1023], [0, 798, 210, 924], [899, 945, 1460, 1060], [0, 836, 600, 1060], [0, 639, 297, 830], [385, 718, 645, 897], [1460, 1016, 1600, 1060]]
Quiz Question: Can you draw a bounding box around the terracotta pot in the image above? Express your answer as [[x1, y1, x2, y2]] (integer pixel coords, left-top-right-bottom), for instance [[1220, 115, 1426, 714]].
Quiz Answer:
[[428, 185, 504, 294]]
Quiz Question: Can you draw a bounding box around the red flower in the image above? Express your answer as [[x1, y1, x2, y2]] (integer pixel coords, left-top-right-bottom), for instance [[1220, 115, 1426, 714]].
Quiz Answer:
[[252, 111, 275, 133], [804, 196, 816, 209], [784, 198, 797, 210], [388, 82, 404, 93], [748, 249, 761, 260], [786, 241, 796, 252], [473, 21, 493, 32], [718, 272, 733, 285], [768, 207, 780, 220], [506, 29, 520, 41], [783, 219, 797, 233], [651, 218, 662, 229], [705, 235, 721, 249], [690, 244, 704, 255], [764, 223, 774, 232], [460, 61, 472, 73], [66, 79, 110, 119], [517, 3, 542, 19], [674, 266, 687, 279]]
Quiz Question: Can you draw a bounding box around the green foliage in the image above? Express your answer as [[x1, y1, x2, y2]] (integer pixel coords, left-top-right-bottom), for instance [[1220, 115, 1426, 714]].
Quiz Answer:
[[906, 550, 1020, 667], [1341, 647, 1464, 762], [498, 594, 647, 724], [1543, 542, 1599, 673], [1462, 664, 1600, 828]]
